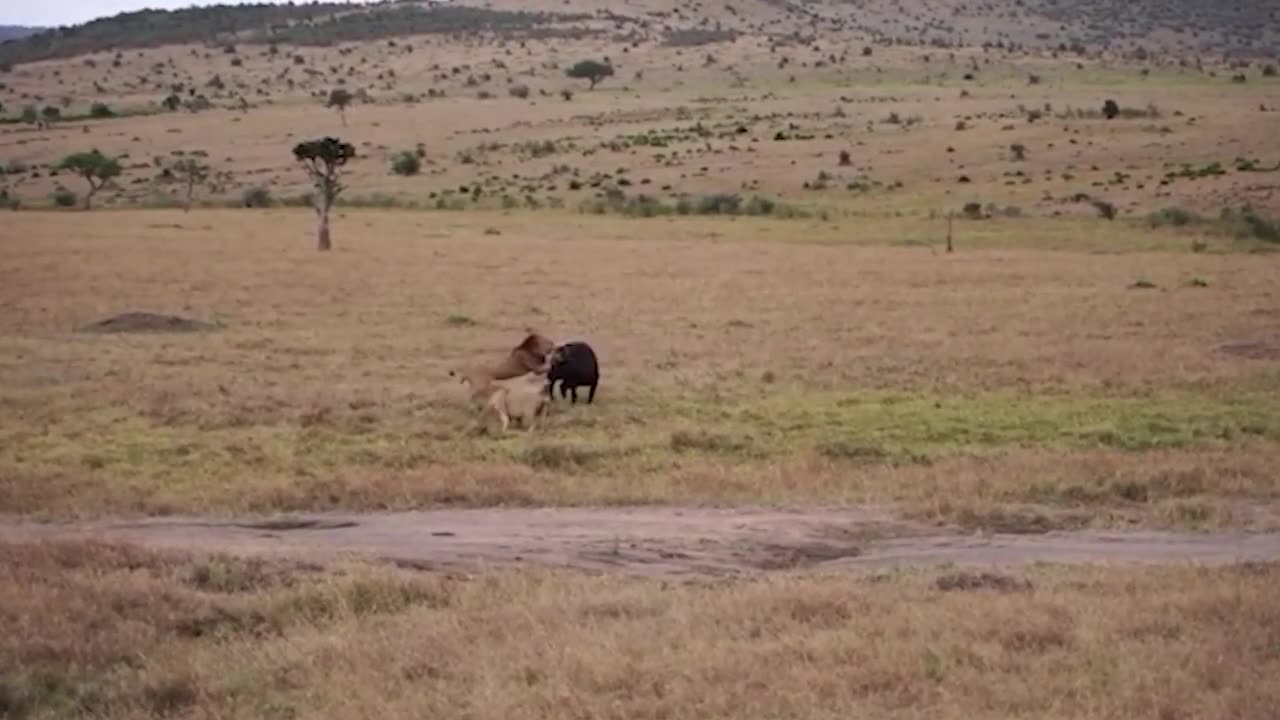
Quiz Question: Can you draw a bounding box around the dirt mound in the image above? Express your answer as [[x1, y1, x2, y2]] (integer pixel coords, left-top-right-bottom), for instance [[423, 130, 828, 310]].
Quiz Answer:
[[79, 312, 216, 334], [1213, 339, 1280, 361]]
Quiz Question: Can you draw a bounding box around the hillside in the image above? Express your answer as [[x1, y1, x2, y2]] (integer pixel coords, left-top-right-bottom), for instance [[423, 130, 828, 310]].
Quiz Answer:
[[0, 0, 1275, 68], [0, 25, 43, 43]]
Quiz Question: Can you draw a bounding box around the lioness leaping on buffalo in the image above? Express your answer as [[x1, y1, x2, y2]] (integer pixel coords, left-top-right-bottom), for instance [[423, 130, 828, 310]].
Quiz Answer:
[[488, 331, 555, 380]]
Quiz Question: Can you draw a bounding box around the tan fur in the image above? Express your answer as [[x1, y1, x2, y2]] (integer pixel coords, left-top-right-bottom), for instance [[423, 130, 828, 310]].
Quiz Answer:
[[453, 367, 549, 434], [486, 332, 556, 380]]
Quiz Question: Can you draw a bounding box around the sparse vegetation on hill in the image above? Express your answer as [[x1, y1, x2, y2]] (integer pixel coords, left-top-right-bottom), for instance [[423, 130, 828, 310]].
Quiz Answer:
[[0, 3, 592, 67], [0, 4, 347, 66], [0, 25, 43, 43]]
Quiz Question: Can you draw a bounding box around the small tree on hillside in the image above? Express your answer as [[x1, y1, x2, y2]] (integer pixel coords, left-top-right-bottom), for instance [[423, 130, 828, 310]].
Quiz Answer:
[[1102, 99, 1120, 119], [293, 137, 355, 251], [56, 150, 122, 210], [566, 59, 614, 89], [169, 158, 210, 212], [327, 88, 354, 126]]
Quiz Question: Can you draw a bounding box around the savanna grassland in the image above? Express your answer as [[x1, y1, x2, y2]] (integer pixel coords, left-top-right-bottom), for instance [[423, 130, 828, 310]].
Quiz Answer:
[[1, 0, 1279, 717], [3, 540, 1279, 720]]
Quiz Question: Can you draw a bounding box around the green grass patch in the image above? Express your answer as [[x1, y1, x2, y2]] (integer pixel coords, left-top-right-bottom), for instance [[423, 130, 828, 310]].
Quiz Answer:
[[4, 382, 1278, 516]]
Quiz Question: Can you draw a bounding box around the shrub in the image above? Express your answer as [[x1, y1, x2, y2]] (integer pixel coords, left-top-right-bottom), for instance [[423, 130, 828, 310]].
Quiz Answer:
[[1102, 99, 1120, 119], [1010, 143, 1027, 161], [961, 201, 984, 219], [742, 195, 776, 215], [1221, 206, 1280, 244], [241, 186, 272, 208], [508, 84, 530, 99], [89, 102, 114, 118], [1263, 65, 1277, 78], [695, 193, 742, 215], [1092, 199, 1117, 220], [51, 186, 78, 207], [1146, 206, 1203, 228], [390, 151, 420, 176], [838, 149, 852, 166]]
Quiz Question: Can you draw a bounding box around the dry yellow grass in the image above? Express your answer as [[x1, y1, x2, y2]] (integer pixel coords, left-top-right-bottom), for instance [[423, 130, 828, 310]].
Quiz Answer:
[[1, 210, 1277, 526], [3, 6, 1280, 717], [3, 540, 1278, 719]]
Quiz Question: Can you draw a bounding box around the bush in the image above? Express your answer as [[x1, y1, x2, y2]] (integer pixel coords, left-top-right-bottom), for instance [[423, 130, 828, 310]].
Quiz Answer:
[[584, 191, 804, 220], [1102, 99, 1120, 119], [1092, 199, 1117, 220], [742, 195, 776, 215], [617, 194, 668, 217], [1147, 206, 1203, 228], [241, 186, 272, 208], [1222, 206, 1280, 244], [89, 102, 113, 118], [51, 186, 78, 207], [1263, 65, 1277, 78], [390, 151, 421, 176], [508, 84, 530, 99], [695, 193, 742, 215]]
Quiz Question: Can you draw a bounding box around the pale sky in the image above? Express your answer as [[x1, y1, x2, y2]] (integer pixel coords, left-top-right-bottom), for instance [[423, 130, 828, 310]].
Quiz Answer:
[[3, 1, 370, 28]]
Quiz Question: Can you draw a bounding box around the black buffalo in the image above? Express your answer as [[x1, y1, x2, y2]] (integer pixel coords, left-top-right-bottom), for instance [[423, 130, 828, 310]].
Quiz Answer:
[[546, 341, 599, 404]]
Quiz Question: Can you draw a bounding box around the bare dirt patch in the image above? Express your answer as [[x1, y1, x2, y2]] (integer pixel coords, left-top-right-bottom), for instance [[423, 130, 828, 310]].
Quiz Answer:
[[77, 311, 216, 334], [4, 506, 1279, 578], [1213, 338, 1280, 361]]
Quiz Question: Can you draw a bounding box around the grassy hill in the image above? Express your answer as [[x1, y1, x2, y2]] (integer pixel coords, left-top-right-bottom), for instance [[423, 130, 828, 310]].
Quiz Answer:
[[0, 25, 44, 43], [0, 0, 1275, 69], [0, 2, 593, 67]]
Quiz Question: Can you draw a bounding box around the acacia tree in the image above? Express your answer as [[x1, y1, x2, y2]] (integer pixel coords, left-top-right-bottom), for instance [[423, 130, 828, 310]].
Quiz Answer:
[[293, 137, 355, 251], [169, 158, 209, 212], [327, 88, 354, 126], [566, 59, 614, 89], [57, 150, 122, 210]]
